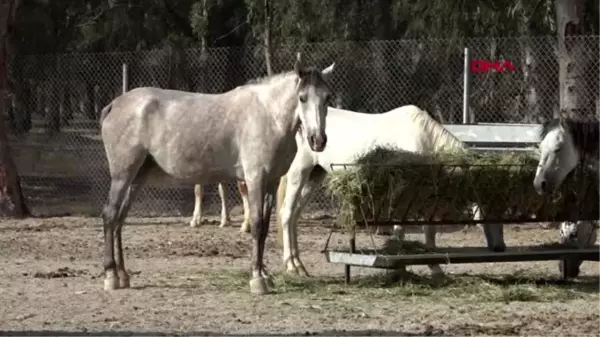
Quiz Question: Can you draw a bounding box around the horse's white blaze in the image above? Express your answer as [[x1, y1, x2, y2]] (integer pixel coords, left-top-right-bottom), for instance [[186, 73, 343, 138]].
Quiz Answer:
[[535, 126, 580, 194]]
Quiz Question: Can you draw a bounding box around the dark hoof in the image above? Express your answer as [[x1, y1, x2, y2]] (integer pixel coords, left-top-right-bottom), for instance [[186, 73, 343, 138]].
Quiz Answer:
[[559, 259, 581, 280], [489, 245, 506, 253]]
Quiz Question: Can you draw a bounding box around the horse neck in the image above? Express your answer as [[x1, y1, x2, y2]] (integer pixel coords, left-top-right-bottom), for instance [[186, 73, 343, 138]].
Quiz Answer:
[[416, 114, 466, 153], [251, 72, 300, 135], [431, 131, 466, 153]]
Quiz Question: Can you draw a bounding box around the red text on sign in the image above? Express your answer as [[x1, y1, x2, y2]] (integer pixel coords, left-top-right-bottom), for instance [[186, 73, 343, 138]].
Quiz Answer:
[[471, 60, 516, 73]]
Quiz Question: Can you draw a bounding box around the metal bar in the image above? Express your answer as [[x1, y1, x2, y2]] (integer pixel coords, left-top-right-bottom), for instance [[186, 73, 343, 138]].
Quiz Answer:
[[462, 47, 471, 124], [443, 124, 541, 144], [326, 248, 600, 268], [345, 226, 356, 284], [355, 216, 600, 226], [122, 63, 128, 93]]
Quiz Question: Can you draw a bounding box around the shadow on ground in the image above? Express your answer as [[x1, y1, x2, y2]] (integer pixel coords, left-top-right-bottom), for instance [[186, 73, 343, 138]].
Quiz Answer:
[[0, 330, 452, 337]]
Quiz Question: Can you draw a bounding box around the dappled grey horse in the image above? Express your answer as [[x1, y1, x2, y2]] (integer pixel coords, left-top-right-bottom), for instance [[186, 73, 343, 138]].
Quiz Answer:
[[99, 53, 335, 294]]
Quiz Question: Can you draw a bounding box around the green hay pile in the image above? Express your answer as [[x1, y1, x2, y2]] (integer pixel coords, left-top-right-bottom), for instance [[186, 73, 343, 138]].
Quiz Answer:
[[325, 146, 598, 228]]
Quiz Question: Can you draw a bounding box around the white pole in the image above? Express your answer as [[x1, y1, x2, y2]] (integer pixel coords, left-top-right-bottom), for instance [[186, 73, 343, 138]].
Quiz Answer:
[[463, 48, 472, 124], [122, 63, 128, 93]]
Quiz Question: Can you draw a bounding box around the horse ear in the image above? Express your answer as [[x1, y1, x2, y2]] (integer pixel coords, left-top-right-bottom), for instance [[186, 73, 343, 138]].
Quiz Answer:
[[558, 116, 568, 129], [321, 62, 335, 79], [294, 52, 304, 75]]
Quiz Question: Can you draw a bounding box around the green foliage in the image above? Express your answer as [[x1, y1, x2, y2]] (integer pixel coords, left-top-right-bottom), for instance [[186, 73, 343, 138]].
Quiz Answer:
[[14, 0, 600, 55]]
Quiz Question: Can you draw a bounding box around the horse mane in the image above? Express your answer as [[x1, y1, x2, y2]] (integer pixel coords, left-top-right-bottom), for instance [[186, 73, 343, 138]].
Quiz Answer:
[[541, 117, 600, 158], [403, 106, 466, 151], [243, 67, 324, 87]]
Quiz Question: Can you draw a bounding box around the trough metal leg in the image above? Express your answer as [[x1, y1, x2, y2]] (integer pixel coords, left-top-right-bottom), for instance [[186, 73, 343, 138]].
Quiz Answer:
[[345, 226, 356, 284]]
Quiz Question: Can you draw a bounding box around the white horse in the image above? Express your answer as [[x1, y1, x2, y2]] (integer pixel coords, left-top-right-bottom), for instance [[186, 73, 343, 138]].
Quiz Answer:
[[274, 105, 506, 277], [534, 117, 599, 278], [189, 181, 251, 232]]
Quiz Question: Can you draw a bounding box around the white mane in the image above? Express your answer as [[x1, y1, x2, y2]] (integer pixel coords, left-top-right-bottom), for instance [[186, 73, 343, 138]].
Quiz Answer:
[[390, 105, 466, 152]]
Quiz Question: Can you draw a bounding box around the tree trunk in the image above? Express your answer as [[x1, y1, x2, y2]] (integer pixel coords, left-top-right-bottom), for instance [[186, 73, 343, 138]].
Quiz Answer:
[[555, 0, 595, 119], [520, 35, 541, 123], [0, 0, 30, 217], [263, 0, 273, 76], [372, 0, 392, 114]]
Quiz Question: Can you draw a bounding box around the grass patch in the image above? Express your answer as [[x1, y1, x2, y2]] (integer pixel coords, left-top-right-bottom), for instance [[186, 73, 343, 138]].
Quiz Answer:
[[205, 269, 599, 303]]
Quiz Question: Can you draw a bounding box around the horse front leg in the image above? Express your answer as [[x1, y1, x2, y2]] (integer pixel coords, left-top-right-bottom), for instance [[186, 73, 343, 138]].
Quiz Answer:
[[478, 205, 506, 252], [246, 179, 274, 295], [217, 183, 231, 228], [288, 171, 326, 277], [279, 168, 311, 276], [189, 184, 203, 227], [423, 223, 444, 277]]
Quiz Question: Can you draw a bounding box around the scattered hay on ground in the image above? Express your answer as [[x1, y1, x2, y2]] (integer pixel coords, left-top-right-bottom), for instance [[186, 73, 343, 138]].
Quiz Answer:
[[205, 269, 599, 304]]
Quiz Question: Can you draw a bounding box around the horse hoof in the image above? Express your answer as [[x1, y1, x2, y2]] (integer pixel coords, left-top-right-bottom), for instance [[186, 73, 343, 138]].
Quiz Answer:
[[559, 259, 581, 279], [430, 266, 445, 280], [265, 276, 276, 289], [298, 268, 311, 278], [189, 218, 201, 228], [286, 267, 300, 276], [240, 225, 251, 233], [104, 275, 120, 291], [491, 245, 506, 253], [219, 221, 230, 228], [249, 277, 271, 295], [118, 274, 131, 289]]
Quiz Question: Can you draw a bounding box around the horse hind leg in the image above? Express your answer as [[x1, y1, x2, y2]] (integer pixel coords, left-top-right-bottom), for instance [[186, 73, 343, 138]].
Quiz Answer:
[[237, 181, 251, 233], [189, 184, 203, 227], [113, 166, 150, 289], [217, 183, 231, 228], [102, 149, 148, 291]]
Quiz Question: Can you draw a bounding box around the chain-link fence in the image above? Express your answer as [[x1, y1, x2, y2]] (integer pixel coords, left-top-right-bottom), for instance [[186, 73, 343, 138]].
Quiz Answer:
[[5, 35, 600, 218]]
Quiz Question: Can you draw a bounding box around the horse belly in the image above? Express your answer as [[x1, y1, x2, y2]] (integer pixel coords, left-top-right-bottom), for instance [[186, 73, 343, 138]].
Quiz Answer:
[[148, 137, 240, 183]]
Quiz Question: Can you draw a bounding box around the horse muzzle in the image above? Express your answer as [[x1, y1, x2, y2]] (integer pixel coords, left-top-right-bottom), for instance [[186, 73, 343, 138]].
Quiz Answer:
[[308, 133, 327, 152], [533, 177, 551, 195]]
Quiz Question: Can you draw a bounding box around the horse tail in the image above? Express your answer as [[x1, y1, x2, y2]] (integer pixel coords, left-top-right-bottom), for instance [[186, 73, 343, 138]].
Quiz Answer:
[[99, 100, 114, 129], [275, 174, 288, 247]]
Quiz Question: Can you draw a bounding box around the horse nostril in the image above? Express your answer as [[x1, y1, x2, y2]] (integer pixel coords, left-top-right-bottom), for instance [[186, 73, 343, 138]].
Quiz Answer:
[[310, 135, 316, 145], [540, 181, 547, 192], [322, 134, 328, 146]]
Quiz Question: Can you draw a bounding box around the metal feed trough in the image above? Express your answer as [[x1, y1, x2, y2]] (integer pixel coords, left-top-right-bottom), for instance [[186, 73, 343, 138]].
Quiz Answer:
[[324, 123, 600, 282]]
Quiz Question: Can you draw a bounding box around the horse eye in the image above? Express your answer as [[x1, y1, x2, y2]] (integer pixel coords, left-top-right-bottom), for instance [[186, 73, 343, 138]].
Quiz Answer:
[[299, 95, 307, 103]]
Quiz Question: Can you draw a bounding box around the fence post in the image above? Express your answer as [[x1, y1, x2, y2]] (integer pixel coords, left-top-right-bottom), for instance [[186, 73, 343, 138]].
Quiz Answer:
[[462, 47, 472, 124], [122, 63, 128, 93]]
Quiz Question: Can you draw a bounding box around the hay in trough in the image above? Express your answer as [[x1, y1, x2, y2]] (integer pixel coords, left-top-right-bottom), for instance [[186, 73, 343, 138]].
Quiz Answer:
[[325, 146, 598, 228]]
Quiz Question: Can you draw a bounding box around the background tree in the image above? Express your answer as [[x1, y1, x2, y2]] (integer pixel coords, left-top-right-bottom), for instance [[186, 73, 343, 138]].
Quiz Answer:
[[0, 0, 30, 217]]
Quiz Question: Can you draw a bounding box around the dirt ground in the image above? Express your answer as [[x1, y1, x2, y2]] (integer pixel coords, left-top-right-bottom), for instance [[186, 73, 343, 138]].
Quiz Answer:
[[0, 216, 598, 336]]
